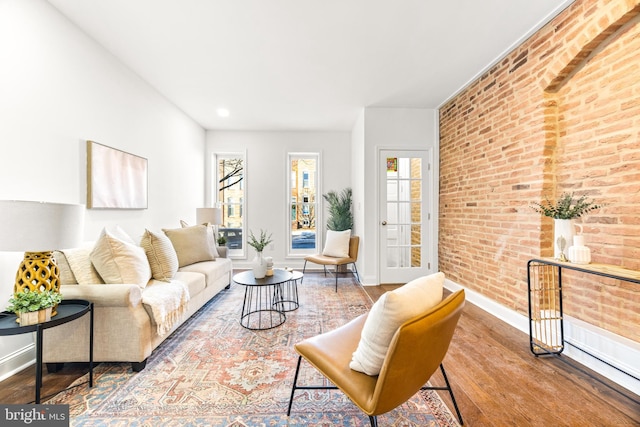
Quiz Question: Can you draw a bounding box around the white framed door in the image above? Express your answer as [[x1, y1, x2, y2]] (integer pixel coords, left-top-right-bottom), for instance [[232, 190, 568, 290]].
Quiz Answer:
[[379, 149, 434, 284]]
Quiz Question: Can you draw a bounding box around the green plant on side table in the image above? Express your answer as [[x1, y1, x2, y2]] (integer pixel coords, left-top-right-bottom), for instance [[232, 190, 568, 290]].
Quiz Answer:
[[217, 235, 227, 246], [6, 289, 62, 326]]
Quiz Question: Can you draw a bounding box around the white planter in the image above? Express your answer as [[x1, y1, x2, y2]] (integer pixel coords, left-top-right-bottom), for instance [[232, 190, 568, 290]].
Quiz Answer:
[[252, 252, 267, 279], [554, 219, 575, 260]]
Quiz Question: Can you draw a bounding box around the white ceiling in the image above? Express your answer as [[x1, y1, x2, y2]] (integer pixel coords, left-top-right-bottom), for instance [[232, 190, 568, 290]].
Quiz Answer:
[[47, 0, 573, 131]]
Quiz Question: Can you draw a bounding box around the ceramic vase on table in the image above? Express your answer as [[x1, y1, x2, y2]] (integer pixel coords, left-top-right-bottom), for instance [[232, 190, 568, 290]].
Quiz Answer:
[[554, 219, 575, 261], [252, 251, 267, 279]]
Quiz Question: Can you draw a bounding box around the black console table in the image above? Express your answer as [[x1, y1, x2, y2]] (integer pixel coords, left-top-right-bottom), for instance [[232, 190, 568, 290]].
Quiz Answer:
[[0, 299, 94, 403], [527, 258, 640, 356]]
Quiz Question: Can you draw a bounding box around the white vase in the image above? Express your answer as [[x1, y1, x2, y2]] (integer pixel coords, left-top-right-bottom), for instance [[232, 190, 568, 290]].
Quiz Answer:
[[252, 251, 267, 279], [568, 235, 591, 264], [554, 219, 575, 260]]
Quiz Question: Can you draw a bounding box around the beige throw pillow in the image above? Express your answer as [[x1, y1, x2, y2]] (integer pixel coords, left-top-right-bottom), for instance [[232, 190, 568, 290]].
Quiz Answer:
[[163, 224, 216, 267], [349, 272, 445, 375], [90, 228, 152, 288], [179, 220, 220, 258], [322, 229, 351, 258], [140, 229, 179, 281]]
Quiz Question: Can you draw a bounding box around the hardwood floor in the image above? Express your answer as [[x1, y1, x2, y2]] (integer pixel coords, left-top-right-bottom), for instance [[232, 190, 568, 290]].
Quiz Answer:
[[367, 285, 640, 426], [1, 283, 638, 426]]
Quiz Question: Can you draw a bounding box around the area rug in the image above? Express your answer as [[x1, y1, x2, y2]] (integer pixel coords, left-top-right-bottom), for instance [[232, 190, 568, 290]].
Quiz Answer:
[[46, 273, 460, 426]]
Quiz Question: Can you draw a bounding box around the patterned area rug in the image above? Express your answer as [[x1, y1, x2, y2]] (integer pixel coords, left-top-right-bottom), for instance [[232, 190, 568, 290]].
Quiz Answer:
[[46, 273, 460, 426]]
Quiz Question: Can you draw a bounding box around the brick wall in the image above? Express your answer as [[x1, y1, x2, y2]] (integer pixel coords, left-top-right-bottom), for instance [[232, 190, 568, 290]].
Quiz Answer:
[[439, 0, 640, 342]]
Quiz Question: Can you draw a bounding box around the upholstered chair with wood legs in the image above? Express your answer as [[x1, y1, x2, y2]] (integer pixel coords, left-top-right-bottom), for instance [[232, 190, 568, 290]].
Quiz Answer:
[[287, 289, 465, 426], [302, 235, 360, 291]]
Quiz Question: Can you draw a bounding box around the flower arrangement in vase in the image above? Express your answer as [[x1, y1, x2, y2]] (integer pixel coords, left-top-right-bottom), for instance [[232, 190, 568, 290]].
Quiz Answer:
[[248, 229, 273, 278], [531, 192, 602, 261]]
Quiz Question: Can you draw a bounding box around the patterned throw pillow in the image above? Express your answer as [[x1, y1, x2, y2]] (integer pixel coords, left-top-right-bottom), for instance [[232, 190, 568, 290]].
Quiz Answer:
[[140, 229, 179, 281]]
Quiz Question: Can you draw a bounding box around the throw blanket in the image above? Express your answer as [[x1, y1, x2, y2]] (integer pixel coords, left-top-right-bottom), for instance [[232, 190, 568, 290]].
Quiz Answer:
[[142, 280, 190, 336]]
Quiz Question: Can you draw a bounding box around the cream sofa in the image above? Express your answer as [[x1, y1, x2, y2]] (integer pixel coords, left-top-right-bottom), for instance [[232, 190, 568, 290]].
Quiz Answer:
[[42, 225, 232, 372]]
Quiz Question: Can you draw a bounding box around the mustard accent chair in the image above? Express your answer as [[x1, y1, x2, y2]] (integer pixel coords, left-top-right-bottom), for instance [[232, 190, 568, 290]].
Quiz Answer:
[[287, 290, 465, 426], [302, 235, 360, 291]]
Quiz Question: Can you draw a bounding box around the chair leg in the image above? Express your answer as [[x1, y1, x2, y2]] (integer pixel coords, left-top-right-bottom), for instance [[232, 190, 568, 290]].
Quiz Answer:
[[369, 415, 378, 427], [351, 262, 360, 284], [439, 364, 464, 425], [335, 268, 338, 292], [287, 356, 303, 416], [302, 261, 308, 283], [421, 363, 464, 425]]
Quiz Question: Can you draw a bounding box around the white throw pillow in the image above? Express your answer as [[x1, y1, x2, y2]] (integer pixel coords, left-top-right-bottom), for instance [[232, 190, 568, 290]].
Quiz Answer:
[[90, 228, 152, 288], [322, 229, 351, 258], [349, 272, 445, 375]]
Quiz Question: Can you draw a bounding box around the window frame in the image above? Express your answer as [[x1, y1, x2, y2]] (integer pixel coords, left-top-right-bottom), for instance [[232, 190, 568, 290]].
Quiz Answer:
[[287, 152, 321, 258], [213, 151, 246, 259]]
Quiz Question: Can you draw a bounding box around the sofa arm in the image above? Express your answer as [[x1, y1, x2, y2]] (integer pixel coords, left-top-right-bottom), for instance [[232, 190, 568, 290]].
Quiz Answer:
[[60, 284, 142, 308]]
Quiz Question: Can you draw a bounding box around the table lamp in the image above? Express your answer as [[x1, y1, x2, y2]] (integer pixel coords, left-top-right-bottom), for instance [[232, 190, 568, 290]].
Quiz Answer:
[[196, 207, 223, 242], [0, 201, 84, 315]]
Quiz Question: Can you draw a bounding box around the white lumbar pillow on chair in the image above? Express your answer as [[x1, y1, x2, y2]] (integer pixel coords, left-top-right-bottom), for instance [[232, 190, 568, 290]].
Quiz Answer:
[[322, 229, 351, 258], [350, 272, 445, 375]]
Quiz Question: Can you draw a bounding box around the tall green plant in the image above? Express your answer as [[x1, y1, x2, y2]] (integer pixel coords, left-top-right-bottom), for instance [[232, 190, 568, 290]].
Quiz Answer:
[[323, 187, 353, 231]]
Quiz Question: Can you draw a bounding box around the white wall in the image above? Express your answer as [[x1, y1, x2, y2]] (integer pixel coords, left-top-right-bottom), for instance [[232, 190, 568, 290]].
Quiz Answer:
[[355, 107, 438, 285], [206, 130, 351, 269], [0, 0, 205, 379]]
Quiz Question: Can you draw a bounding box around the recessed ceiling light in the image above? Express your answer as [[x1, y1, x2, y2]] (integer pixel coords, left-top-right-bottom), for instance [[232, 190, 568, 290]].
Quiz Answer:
[[216, 108, 230, 118]]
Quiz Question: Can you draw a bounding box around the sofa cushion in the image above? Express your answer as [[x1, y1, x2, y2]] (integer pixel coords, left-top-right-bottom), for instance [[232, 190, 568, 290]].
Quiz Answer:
[[178, 258, 232, 288], [349, 272, 444, 375], [322, 229, 351, 258], [163, 225, 217, 267], [173, 271, 206, 299], [90, 228, 152, 288], [140, 229, 179, 282]]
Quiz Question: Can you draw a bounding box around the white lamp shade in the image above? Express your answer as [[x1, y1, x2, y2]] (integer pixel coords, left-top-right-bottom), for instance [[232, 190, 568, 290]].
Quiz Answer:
[[0, 201, 85, 252], [196, 207, 222, 225]]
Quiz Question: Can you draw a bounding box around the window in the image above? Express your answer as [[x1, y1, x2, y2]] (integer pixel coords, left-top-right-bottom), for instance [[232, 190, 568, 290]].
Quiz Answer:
[[288, 153, 320, 255], [215, 154, 244, 257]]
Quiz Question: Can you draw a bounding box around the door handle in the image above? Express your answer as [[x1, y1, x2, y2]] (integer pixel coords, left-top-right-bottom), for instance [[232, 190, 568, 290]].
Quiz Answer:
[[381, 221, 387, 226]]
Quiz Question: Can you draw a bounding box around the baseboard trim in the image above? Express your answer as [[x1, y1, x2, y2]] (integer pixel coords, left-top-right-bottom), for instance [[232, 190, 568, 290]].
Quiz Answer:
[[0, 343, 35, 383], [444, 279, 640, 397]]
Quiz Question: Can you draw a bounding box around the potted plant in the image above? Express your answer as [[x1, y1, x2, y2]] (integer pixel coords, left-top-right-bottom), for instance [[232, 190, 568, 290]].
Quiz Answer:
[[530, 192, 601, 219], [248, 229, 273, 279], [531, 192, 602, 260], [323, 187, 353, 232], [6, 289, 62, 326], [323, 188, 353, 272], [217, 235, 227, 246]]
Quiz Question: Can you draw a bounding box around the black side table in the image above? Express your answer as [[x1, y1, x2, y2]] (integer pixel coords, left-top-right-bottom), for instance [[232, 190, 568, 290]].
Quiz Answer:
[[0, 299, 94, 403], [233, 269, 292, 330]]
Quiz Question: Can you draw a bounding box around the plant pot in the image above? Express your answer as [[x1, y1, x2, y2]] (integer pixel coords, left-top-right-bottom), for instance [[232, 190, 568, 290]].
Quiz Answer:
[[19, 307, 52, 326], [252, 252, 267, 279], [553, 219, 575, 260]]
